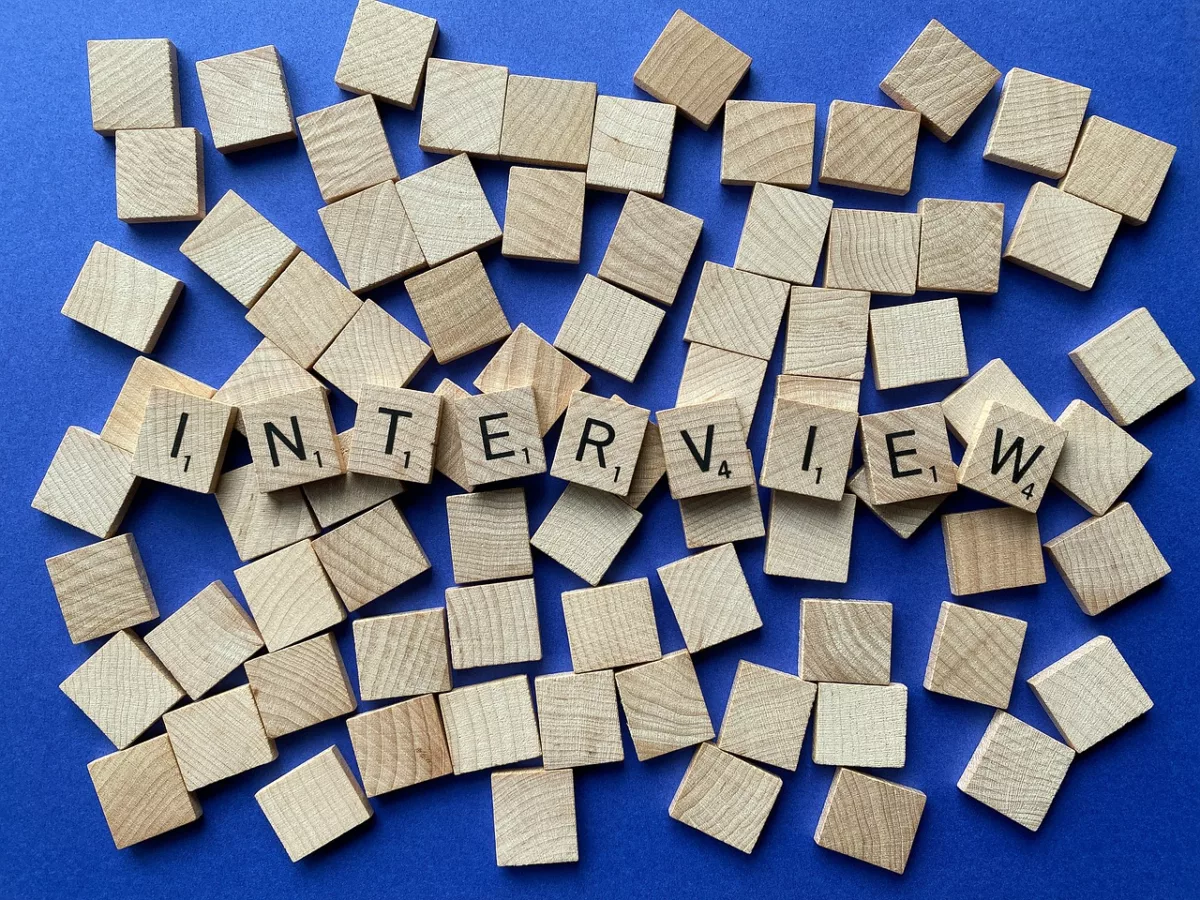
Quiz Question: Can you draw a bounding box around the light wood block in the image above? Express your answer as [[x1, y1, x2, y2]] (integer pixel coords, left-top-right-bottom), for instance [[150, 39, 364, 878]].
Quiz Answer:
[[531, 482, 642, 584], [535, 670, 623, 769], [819, 100, 919, 194], [213, 338, 322, 435], [721, 100, 816, 188], [492, 768, 578, 866], [985, 68, 1090, 177], [801, 599, 892, 685], [217, 462, 321, 560], [761, 398, 857, 500], [234, 539, 345, 652], [446, 578, 541, 669], [114, 127, 204, 222], [777, 373, 861, 412], [597, 192, 702, 306], [824, 208, 921, 295], [917, 198, 1004, 294], [196, 45, 294, 153], [764, 492, 855, 582], [815, 769, 925, 874], [555, 275, 665, 381], [46, 534, 157, 644], [659, 399, 755, 499], [684, 262, 789, 361], [347, 386, 441, 483], [942, 358, 1050, 445], [1003, 182, 1120, 290], [671, 743, 782, 856], [438, 675, 542, 774], [676, 343, 767, 435], [1059, 116, 1176, 224], [586, 96, 675, 198], [318, 181, 426, 292], [860, 403, 958, 505], [62, 242, 181, 353], [783, 287, 869, 380], [102, 357, 215, 454], [562, 578, 660, 672], [502, 167, 585, 263], [242, 387, 344, 493], [734, 183, 833, 285], [346, 694, 453, 798], [244, 633, 355, 739], [847, 467, 944, 539], [717, 661, 815, 771], [446, 488, 533, 584], [32, 426, 138, 538], [296, 94, 397, 203], [475, 324, 590, 436], [314, 299, 431, 402], [551, 392, 648, 496], [334, 0, 438, 108], [499, 76, 596, 168], [453, 386, 544, 485], [418, 59, 508, 157], [1053, 400, 1151, 515], [924, 602, 1027, 708], [813, 682, 906, 767], [163, 685, 276, 790], [88, 734, 199, 850], [131, 387, 234, 493], [942, 507, 1045, 596], [398, 155, 503, 267], [623, 400, 667, 509], [679, 485, 765, 549], [354, 607, 450, 700], [616, 650, 713, 761], [301, 434, 405, 530], [959, 401, 1066, 512], [433, 379, 476, 491], [87, 39, 179, 134], [313, 500, 430, 612], [405, 252, 509, 363], [870, 297, 968, 390], [657, 543, 760, 654]]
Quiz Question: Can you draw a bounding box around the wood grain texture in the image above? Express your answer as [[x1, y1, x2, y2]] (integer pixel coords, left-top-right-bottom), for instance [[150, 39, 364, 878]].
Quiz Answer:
[[685, 261, 789, 361], [824, 208, 921, 295], [296, 94, 397, 203], [669, 743, 781, 854], [679, 485, 765, 549], [62, 242, 181, 353], [551, 392, 648, 496], [941, 358, 1050, 445], [438, 675, 542, 774], [501, 167, 585, 262], [659, 399, 755, 498], [114, 127, 204, 222], [242, 386, 344, 493], [676, 343, 767, 436], [453, 386, 545, 485], [924, 602, 1027, 708], [163, 685, 276, 790], [347, 385, 440, 483], [717, 661, 816, 771], [353, 607, 451, 701], [776, 373, 861, 412], [984, 68, 1090, 178], [244, 632, 356, 739], [783, 287, 869, 380], [555, 274, 665, 381], [46, 534, 158, 644], [616, 650, 714, 761], [213, 338, 322, 435], [131, 387, 234, 493], [492, 768, 578, 866], [562, 578, 661, 672], [397, 155, 503, 267], [760, 398, 858, 500], [818, 100, 920, 194], [959, 399, 1067, 511], [418, 59, 507, 157], [334, 0, 438, 108], [721, 100, 815, 188], [801, 599, 892, 685], [847, 467, 944, 539], [814, 768, 925, 874], [195, 45, 294, 153], [345, 694, 453, 797], [1059, 116, 1176, 224], [32, 426, 138, 538], [88, 734, 199, 849], [597, 192, 702, 306], [813, 682, 906, 767], [531, 482, 643, 585], [622, 402, 667, 509], [657, 543, 761, 653], [446, 578, 541, 669], [1052, 400, 1151, 515], [942, 507, 1045, 596], [475, 324, 590, 436], [433, 379, 476, 491], [404, 251, 509, 363], [446, 488, 533, 584], [535, 670, 624, 769], [1003, 182, 1121, 291], [860, 403, 958, 505], [314, 299, 431, 401], [763, 491, 855, 582], [87, 38, 180, 134], [586, 96, 675, 198], [734, 183, 832, 285], [301, 437, 403, 537], [917, 198, 1004, 294], [869, 297, 968, 390], [499, 76, 596, 168], [233, 539, 346, 652], [102, 357, 215, 453], [318, 180, 426, 293], [216, 462, 321, 561]]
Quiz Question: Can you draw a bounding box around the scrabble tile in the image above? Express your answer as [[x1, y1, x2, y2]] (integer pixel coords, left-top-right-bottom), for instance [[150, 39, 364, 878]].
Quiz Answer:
[[685, 262, 789, 360], [102, 358, 215, 455], [761, 398, 858, 500], [312, 500, 430, 611], [61, 630, 183, 748], [115, 128, 204, 223], [819, 101, 920, 195], [917, 199, 1004, 294], [163, 685, 276, 790], [234, 539, 345, 652], [405, 252, 510, 363], [676, 343, 768, 435], [847, 467, 944, 540], [475, 325, 590, 435], [551, 393, 648, 496], [1028, 636, 1152, 752], [1052, 400, 1151, 515], [445, 578, 541, 669], [131, 388, 234, 493], [586, 96, 675, 198], [242, 387, 344, 492], [196, 45, 294, 153], [734, 183, 832, 286], [255, 746, 372, 862], [244, 633, 356, 739], [776, 373, 861, 413], [62, 242, 182, 353], [1003, 182, 1121, 291], [397, 155, 503, 267], [345, 694, 453, 798], [824, 208, 921, 295], [984, 68, 1090, 178], [562, 578, 661, 672], [88, 734, 199, 849], [679, 485, 765, 550], [318, 181, 426, 292], [659, 400, 755, 499], [658, 544, 761, 654], [86, 39, 180, 134], [314, 300, 431, 402], [216, 462, 321, 560], [942, 507, 1045, 596], [32, 426, 138, 539], [800, 599, 892, 685], [144, 581, 263, 700], [1059, 116, 1176, 224], [446, 489, 533, 584], [721, 100, 816, 188], [531, 482, 643, 584], [1069, 307, 1194, 425], [616, 650, 713, 761], [783, 287, 869, 380], [418, 59, 508, 157], [46, 534, 158, 644], [941, 358, 1050, 445], [633, 10, 750, 129], [813, 682, 906, 767], [492, 768, 578, 866], [597, 192, 703, 306], [334, 0, 438, 108], [302, 429, 405, 530], [814, 769, 925, 874], [924, 602, 1027, 707], [958, 711, 1074, 831], [296, 94, 397, 203], [438, 675, 542, 774], [870, 297, 968, 390], [347, 385, 441, 483], [354, 607, 450, 701], [670, 743, 781, 854], [501, 167, 586, 262], [717, 661, 816, 771], [764, 492, 856, 582], [859, 403, 958, 505], [213, 338, 322, 435], [500, 76, 596, 168], [555, 275, 665, 381], [880, 19, 1000, 141], [453, 386, 545, 486], [622, 403, 667, 508], [433, 379, 477, 491], [959, 401, 1066, 512], [535, 670, 623, 769]]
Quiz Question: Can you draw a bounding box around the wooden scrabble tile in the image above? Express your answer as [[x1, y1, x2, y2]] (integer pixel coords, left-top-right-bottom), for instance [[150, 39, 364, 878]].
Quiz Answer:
[[255, 746, 372, 862], [597, 192, 702, 306], [801, 599, 892, 685], [633, 10, 750, 129], [163, 685, 276, 790], [824, 208, 921, 295], [917, 199, 1004, 294], [500, 76, 596, 168], [102, 358, 215, 455], [1069, 307, 1194, 425], [670, 743, 781, 854], [813, 682, 906, 767], [299, 432, 405, 528], [244, 633, 355, 739], [942, 507, 1046, 596], [959, 401, 1066, 512], [318, 181, 426, 293], [88, 734, 199, 849], [814, 769, 925, 874], [924, 602, 1027, 707], [242, 387, 344, 493], [475, 325, 590, 435], [761, 398, 858, 500], [1060, 116, 1176, 224], [555, 275, 666, 381], [114, 128, 204, 223], [46, 534, 157, 644], [551, 393, 648, 496], [453, 386, 544, 486], [819, 101, 920, 195], [62, 242, 181, 353], [33, 427, 138, 538], [216, 462, 321, 560], [764, 492, 855, 582], [783, 287, 869, 381], [492, 768, 578, 866], [313, 500, 429, 611], [659, 400, 755, 499], [685, 262, 789, 360], [676, 344, 767, 435], [446, 488, 533, 584], [315, 302, 431, 402], [535, 670, 623, 769], [942, 358, 1050, 445], [622, 402, 667, 509], [405, 252, 510, 363], [347, 386, 440, 483], [870, 298, 968, 390], [1004, 182, 1121, 291], [234, 540, 345, 651], [144, 581, 263, 700], [1028, 636, 1152, 752], [776, 373, 861, 412], [880, 19, 1000, 141], [131, 387, 234, 494], [501, 167, 586, 262], [531, 482, 642, 584], [196, 45, 294, 153], [354, 607, 450, 700], [214, 338, 322, 435], [562, 578, 660, 672], [984, 68, 1091, 178], [345, 694, 453, 798], [397, 155, 503, 267], [958, 711, 1074, 831], [296, 94, 397, 203], [721, 100, 816, 188], [438, 675, 542, 774], [734, 183, 833, 285], [679, 485, 765, 549], [658, 544, 761, 654], [334, 0, 438, 108], [586, 96, 676, 198], [86, 39, 180, 134], [433, 379, 476, 491], [717, 661, 816, 771], [847, 467, 944, 540], [860, 403, 958, 505], [616, 650, 713, 761], [445, 578, 541, 669], [418, 59, 508, 157], [1052, 400, 1151, 515]]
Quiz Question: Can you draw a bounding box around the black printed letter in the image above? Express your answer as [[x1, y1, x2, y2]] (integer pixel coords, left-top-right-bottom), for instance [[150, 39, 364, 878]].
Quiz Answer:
[[576, 418, 615, 468], [479, 413, 514, 460], [264, 416, 305, 467], [377, 407, 412, 456], [885, 430, 921, 479]]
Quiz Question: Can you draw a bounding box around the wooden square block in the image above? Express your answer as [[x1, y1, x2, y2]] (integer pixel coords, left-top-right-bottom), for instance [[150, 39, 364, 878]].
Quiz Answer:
[[670, 743, 781, 854], [1028, 636, 1152, 752], [145, 581, 263, 700], [734, 183, 833, 286], [552, 393, 648, 496], [676, 344, 768, 435], [801, 599, 892, 685], [234, 539, 345, 651], [62, 242, 181, 353], [318, 181, 426, 292], [659, 399, 755, 499], [985, 68, 1090, 178], [446, 578, 541, 669], [958, 711, 1074, 831], [1060, 116, 1176, 224], [313, 500, 430, 611], [398, 155, 503, 267], [296, 94, 397, 203], [761, 398, 858, 500], [492, 768, 578, 866], [446, 488, 533, 584], [87, 39, 179, 134], [880, 19, 1000, 141], [501, 167, 586, 263], [453, 386, 544, 485], [102, 357, 215, 453], [824, 208, 921, 295], [405, 252, 510, 363], [679, 485, 765, 549], [301, 431, 404, 529], [131, 387, 234, 493], [598, 192, 702, 306], [346, 694, 453, 798], [535, 670, 623, 769], [314, 300, 431, 403], [1052, 400, 1151, 516], [354, 607, 450, 700], [657, 543, 760, 654], [1004, 182, 1121, 290], [860, 403, 958, 505], [555, 275, 665, 381], [33, 426, 137, 539], [586, 96, 675, 198], [942, 507, 1045, 596], [622, 400, 667, 508], [924, 602, 1027, 707], [717, 661, 816, 771], [917, 199, 1004, 294], [942, 358, 1050, 445], [1069, 306, 1193, 425], [616, 650, 713, 761], [721, 100, 816, 188], [959, 401, 1066, 512], [500, 76, 596, 168], [783, 287, 869, 380], [242, 387, 344, 493], [46, 534, 157, 644], [438, 675, 542, 774], [685, 262, 789, 360], [847, 467, 944, 540], [562, 578, 661, 672], [764, 492, 855, 582], [244, 633, 355, 739], [531, 482, 643, 584], [777, 373, 861, 412], [433, 379, 475, 491], [163, 684, 276, 790], [88, 734, 199, 849], [813, 682, 906, 767], [196, 45, 294, 153], [475, 324, 590, 435], [334, 0, 438, 108], [213, 338, 322, 435], [115, 128, 204, 223], [418, 59, 508, 157], [216, 462, 321, 560], [815, 769, 925, 874], [819, 101, 919, 195], [347, 386, 440, 483], [870, 297, 968, 390]]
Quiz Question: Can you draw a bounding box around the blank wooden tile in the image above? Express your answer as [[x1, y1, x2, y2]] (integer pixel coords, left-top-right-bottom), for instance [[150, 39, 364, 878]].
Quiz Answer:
[[718, 661, 815, 771], [62, 242, 181, 353], [870, 297, 968, 390], [679, 484, 765, 549], [942, 358, 1050, 445], [764, 492, 855, 582], [334, 0, 438, 108], [813, 682, 906, 768], [783, 287, 869, 380], [942, 507, 1045, 596], [476, 325, 590, 436], [346, 694, 453, 798], [492, 768, 578, 866], [33, 426, 138, 539], [433, 379, 476, 491], [622, 401, 667, 509], [819, 101, 919, 195], [670, 743, 781, 854], [196, 45, 294, 153], [597, 192, 702, 306], [555, 275, 665, 381], [115, 127, 204, 223], [88, 734, 200, 849], [959, 401, 1065, 512], [1060, 116, 1176, 224], [860, 403, 958, 505], [918, 198, 1004, 294], [446, 489, 533, 584], [924, 602, 1027, 708], [1028, 636, 1152, 752], [314, 300, 431, 403], [255, 746, 372, 862], [418, 59, 508, 157], [244, 633, 356, 739], [1003, 182, 1121, 291], [347, 385, 440, 483], [616, 650, 713, 761], [354, 607, 450, 700], [438, 675, 542, 774], [531, 482, 642, 585], [216, 462, 321, 560], [405, 252, 510, 363], [500, 167, 585, 264], [318, 181, 426, 292], [777, 373, 861, 413], [824, 208, 921, 295], [453, 386, 544, 485], [302, 439, 404, 534], [985, 68, 1090, 178], [213, 338, 322, 435], [500, 76, 596, 168], [131, 387, 234, 493], [46, 534, 158, 644], [296, 94, 397, 203], [446, 578, 540, 669], [685, 262, 789, 361], [761, 398, 858, 500], [87, 39, 180, 134], [801, 599, 892, 685], [734, 183, 833, 285], [721, 100, 816, 188], [815, 768, 925, 874], [313, 500, 430, 612], [1069, 307, 1193, 425], [657, 544, 760, 654], [242, 387, 344, 493], [535, 670, 623, 769], [398, 155, 503, 267], [676, 343, 768, 435], [586, 96, 675, 198], [552, 393, 648, 496], [562, 578, 660, 672], [847, 467, 944, 540], [1052, 400, 1151, 516], [659, 400, 755, 499], [234, 539, 345, 652], [163, 684, 276, 790]]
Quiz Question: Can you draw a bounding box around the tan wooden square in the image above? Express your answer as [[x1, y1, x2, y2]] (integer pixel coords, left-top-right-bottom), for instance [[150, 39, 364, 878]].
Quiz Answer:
[[318, 181, 426, 292], [717, 661, 816, 771], [115, 127, 204, 222], [215, 463, 321, 561], [801, 598, 892, 685], [492, 768, 578, 866], [535, 670, 623, 769], [445, 488, 533, 584], [657, 543, 761, 653], [405, 251, 510, 363], [501, 167, 586, 263], [241, 386, 344, 492], [941, 358, 1050, 445], [918, 198, 1004, 294], [669, 743, 781, 854], [1003, 182, 1120, 291], [924, 602, 1027, 707], [941, 507, 1045, 596], [554, 275, 665, 381], [438, 675, 542, 774], [1052, 400, 1151, 516], [354, 607, 451, 701], [334, 0, 438, 108], [87, 38, 180, 134], [721, 100, 816, 188], [869, 297, 968, 390], [196, 45, 295, 153], [397, 155, 502, 267], [296, 94, 397, 203], [615, 650, 713, 761], [418, 59, 507, 157], [597, 192, 702, 306], [445, 578, 541, 669], [586, 96, 675, 198], [562, 578, 661, 672], [163, 684, 276, 790], [659, 399, 755, 499], [763, 491, 855, 583], [88, 735, 199, 849], [679, 485, 765, 550], [783, 287, 869, 381], [824, 208, 920, 295], [734, 183, 832, 285], [1059, 116, 1176, 224], [812, 682, 906, 768], [46, 534, 158, 644], [233, 539, 345, 651], [531, 482, 643, 585], [814, 769, 925, 874], [346, 694, 453, 798], [819, 101, 919, 194], [684, 261, 789, 360], [32, 426, 138, 539], [984, 68, 1090, 178], [244, 633, 355, 739], [859, 403, 958, 505], [313, 500, 429, 612], [499, 75, 596, 168]]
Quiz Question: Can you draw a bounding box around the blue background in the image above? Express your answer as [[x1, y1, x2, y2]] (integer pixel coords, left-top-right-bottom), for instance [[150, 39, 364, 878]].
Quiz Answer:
[[2, 0, 1197, 896]]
